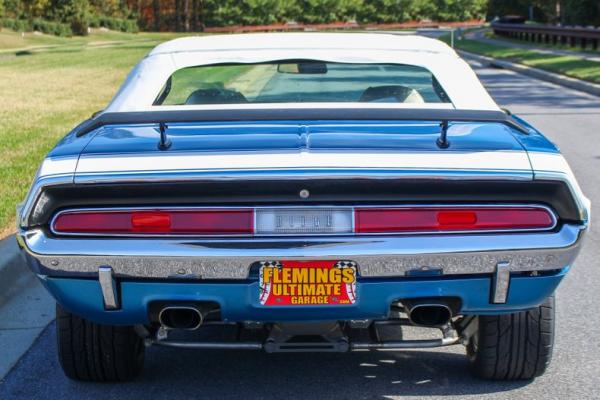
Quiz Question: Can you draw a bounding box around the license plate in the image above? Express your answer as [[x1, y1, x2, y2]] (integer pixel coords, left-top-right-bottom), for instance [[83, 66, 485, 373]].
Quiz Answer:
[[255, 208, 353, 235], [259, 260, 357, 306]]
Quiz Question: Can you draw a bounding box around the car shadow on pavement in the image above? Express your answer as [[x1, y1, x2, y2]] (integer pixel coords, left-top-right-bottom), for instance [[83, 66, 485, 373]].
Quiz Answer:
[[0, 322, 530, 400]]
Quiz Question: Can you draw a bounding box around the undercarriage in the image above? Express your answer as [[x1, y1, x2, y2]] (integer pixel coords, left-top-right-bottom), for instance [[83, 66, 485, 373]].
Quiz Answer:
[[141, 300, 468, 353]]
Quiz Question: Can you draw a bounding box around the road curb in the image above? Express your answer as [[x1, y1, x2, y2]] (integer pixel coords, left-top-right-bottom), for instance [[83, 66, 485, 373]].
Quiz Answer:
[[458, 50, 600, 97], [0, 235, 32, 306]]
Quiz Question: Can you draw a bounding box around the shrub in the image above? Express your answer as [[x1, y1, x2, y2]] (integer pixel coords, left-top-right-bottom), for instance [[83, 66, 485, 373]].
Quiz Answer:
[[55, 23, 73, 37], [88, 15, 100, 28], [122, 19, 139, 33], [95, 16, 139, 33], [2, 17, 16, 30], [4, 18, 32, 32], [15, 19, 30, 32], [3, 18, 73, 37], [71, 18, 89, 36]]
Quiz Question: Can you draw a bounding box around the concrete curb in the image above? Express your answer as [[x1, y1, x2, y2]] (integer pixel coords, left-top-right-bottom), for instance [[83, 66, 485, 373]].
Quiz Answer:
[[458, 50, 600, 97], [0, 235, 54, 380], [0, 235, 33, 307]]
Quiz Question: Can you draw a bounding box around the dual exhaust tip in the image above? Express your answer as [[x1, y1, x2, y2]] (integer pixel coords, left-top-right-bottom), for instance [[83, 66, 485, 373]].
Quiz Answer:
[[402, 299, 455, 327], [157, 300, 455, 330], [158, 306, 205, 330]]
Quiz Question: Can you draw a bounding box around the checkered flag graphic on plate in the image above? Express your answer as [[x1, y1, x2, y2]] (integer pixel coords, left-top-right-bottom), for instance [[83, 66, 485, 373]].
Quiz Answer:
[[334, 261, 357, 303], [259, 261, 282, 304]]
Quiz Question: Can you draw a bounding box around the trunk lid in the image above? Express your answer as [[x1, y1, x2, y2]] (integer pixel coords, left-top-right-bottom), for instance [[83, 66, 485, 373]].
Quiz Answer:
[[74, 121, 532, 180]]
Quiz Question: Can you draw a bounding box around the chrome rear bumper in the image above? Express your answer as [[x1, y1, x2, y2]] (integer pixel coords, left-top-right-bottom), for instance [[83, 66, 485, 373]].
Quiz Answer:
[[19, 224, 585, 280]]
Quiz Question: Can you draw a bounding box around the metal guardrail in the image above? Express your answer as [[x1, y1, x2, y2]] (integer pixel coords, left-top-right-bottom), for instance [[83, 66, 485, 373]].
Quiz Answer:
[[492, 22, 600, 50]]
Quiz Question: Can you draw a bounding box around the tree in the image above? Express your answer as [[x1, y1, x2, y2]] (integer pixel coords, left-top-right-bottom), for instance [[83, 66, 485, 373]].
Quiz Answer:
[[561, 0, 600, 26], [175, 0, 181, 31], [3, 0, 24, 18], [152, 0, 160, 30], [191, 0, 203, 31], [486, 0, 559, 23], [435, 0, 487, 22], [48, 0, 90, 34], [22, 0, 50, 19], [183, 0, 189, 31]]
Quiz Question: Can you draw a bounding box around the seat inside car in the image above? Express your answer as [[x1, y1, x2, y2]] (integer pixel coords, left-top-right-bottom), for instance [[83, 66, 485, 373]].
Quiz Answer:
[[185, 88, 248, 104], [359, 85, 424, 103]]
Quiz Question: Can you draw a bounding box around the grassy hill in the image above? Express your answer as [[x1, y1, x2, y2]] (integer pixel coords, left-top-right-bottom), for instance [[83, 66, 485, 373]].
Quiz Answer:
[[0, 29, 184, 236]]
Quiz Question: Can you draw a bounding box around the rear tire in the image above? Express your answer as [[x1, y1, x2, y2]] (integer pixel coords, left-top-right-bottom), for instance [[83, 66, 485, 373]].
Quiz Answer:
[[56, 303, 145, 382], [467, 296, 555, 380]]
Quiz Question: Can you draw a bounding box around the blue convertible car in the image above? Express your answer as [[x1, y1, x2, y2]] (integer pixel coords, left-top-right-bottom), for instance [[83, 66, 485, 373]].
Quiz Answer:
[[17, 33, 589, 382]]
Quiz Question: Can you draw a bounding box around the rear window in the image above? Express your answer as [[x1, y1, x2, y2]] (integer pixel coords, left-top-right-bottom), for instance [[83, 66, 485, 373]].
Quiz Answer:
[[154, 61, 451, 106]]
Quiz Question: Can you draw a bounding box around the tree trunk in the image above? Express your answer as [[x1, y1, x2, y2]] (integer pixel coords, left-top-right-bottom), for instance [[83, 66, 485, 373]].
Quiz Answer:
[[153, 0, 160, 31], [175, 0, 182, 32], [192, 0, 198, 31], [184, 0, 190, 32], [192, 0, 204, 32]]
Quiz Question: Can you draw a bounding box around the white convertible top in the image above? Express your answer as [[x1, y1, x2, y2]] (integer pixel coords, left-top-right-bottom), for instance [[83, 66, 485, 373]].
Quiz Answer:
[[105, 33, 500, 112], [148, 32, 456, 55]]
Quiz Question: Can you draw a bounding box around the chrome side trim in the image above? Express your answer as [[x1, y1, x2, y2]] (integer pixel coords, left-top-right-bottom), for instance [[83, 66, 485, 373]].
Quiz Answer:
[[20, 224, 586, 279], [98, 266, 119, 310], [73, 169, 533, 184], [49, 204, 558, 238]]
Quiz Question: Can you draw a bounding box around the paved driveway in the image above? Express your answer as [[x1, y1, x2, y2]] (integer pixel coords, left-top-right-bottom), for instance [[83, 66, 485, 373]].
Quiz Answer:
[[1, 60, 599, 400]]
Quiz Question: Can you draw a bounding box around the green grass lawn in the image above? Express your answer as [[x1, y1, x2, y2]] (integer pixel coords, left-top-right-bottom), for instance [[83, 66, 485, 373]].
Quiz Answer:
[[443, 34, 600, 84], [484, 31, 600, 56], [0, 29, 187, 236]]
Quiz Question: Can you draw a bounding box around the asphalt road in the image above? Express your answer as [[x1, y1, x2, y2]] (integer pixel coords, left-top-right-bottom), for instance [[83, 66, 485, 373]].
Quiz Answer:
[[1, 60, 600, 400]]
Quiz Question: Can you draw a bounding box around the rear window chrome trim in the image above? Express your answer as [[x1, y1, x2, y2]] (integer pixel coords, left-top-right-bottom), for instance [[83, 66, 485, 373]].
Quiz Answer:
[[49, 204, 558, 238]]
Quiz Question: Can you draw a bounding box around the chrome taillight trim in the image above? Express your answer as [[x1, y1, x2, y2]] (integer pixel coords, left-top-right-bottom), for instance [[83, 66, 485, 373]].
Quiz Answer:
[[49, 204, 558, 238]]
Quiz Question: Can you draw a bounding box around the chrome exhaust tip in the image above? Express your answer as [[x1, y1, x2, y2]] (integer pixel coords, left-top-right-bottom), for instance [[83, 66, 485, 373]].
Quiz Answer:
[[403, 300, 453, 327], [158, 306, 204, 330]]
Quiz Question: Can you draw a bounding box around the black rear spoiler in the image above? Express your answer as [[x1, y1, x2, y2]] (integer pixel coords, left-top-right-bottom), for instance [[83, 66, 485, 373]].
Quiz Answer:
[[74, 108, 530, 138]]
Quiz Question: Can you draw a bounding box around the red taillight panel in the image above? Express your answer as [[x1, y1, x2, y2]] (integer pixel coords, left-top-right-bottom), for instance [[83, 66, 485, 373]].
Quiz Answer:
[[354, 207, 554, 233], [53, 209, 253, 235], [52, 206, 555, 236]]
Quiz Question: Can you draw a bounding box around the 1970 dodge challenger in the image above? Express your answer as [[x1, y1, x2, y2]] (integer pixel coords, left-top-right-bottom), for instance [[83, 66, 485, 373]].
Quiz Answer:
[[17, 33, 589, 382]]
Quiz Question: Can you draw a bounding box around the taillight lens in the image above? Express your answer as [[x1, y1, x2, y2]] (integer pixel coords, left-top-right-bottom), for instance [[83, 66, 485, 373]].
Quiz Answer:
[[53, 209, 253, 235], [52, 206, 555, 236], [354, 207, 555, 233]]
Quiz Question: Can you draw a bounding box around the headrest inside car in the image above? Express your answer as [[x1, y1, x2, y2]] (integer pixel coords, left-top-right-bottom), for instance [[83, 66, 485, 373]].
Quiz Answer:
[[360, 85, 424, 103], [185, 88, 248, 105]]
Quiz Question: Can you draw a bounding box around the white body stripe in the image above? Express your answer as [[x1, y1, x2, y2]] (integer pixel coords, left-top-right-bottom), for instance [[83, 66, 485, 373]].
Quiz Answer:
[[75, 150, 532, 176]]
